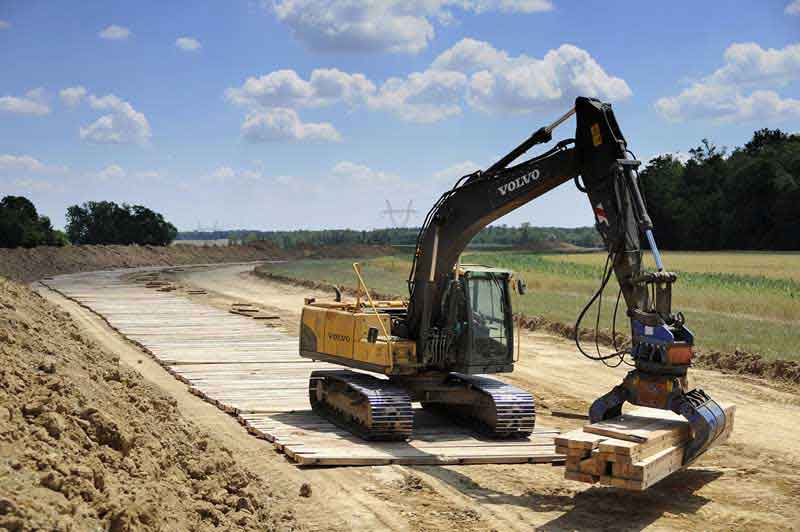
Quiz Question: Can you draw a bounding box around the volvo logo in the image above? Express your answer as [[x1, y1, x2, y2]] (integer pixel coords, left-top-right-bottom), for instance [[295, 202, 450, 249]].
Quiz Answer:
[[497, 169, 540, 196], [328, 333, 351, 342]]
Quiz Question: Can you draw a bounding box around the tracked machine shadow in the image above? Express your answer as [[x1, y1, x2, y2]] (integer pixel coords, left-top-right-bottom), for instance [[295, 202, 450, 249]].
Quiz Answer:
[[299, 97, 729, 466]]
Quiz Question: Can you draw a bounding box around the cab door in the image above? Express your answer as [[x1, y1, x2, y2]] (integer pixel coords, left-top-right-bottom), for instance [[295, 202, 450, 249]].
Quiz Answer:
[[463, 272, 514, 372]]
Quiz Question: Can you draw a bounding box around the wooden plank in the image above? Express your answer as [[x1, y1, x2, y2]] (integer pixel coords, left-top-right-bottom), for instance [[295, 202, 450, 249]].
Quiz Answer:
[[44, 268, 566, 468], [555, 430, 606, 450], [584, 407, 688, 445]]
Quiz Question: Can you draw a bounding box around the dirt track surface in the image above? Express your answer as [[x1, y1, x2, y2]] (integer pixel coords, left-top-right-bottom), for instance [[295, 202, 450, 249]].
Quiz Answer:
[[170, 264, 800, 531], [35, 263, 800, 531]]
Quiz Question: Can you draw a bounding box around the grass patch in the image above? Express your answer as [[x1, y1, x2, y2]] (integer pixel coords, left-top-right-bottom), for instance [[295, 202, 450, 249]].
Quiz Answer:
[[260, 250, 800, 361]]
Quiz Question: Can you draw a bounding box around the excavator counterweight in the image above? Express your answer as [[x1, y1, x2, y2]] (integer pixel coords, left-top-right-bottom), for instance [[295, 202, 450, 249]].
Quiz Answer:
[[299, 96, 730, 467]]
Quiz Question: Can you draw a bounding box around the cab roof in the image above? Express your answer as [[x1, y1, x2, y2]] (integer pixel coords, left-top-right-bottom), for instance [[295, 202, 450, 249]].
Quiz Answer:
[[460, 264, 513, 276]]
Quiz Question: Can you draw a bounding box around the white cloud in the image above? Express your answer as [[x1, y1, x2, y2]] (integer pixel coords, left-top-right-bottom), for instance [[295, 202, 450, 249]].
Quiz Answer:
[[205, 166, 269, 184], [656, 42, 800, 123], [226, 39, 628, 126], [0, 20, 10, 29], [709, 42, 800, 87], [272, 1, 435, 54], [310, 68, 377, 106], [431, 37, 510, 72], [0, 154, 67, 174], [99, 25, 131, 40], [786, 1, 800, 15], [330, 161, 399, 185], [0, 88, 50, 116], [434, 39, 631, 114], [176, 37, 202, 52], [656, 85, 800, 123], [368, 69, 467, 122], [59, 86, 87, 107], [79, 94, 151, 145], [227, 69, 316, 108], [433, 160, 480, 182], [270, 0, 552, 54], [226, 68, 375, 108], [241, 108, 342, 142], [96, 164, 126, 181]]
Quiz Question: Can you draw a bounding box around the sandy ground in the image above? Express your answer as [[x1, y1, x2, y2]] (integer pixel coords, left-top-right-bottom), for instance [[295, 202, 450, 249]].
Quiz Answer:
[[1, 277, 300, 531], [43, 263, 800, 531]]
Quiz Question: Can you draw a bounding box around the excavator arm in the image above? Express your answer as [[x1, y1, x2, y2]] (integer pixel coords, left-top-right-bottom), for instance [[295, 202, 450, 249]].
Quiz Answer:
[[405, 96, 729, 464], [406, 133, 579, 348]]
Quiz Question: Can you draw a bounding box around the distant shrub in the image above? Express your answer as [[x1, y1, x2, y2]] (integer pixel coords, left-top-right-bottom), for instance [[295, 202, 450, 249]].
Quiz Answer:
[[66, 201, 177, 246], [0, 195, 66, 248]]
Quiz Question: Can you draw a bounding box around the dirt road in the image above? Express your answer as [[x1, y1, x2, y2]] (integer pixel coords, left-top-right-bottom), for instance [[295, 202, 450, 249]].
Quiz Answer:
[[46, 263, 800, 531]]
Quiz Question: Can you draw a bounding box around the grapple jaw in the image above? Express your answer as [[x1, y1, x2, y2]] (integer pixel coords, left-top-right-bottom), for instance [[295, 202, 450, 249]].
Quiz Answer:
[[674, 388, 728, 465]]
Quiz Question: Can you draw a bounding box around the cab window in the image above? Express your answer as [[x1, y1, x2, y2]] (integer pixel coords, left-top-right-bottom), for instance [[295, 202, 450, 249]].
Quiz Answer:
[[468, 274, 509, 357]]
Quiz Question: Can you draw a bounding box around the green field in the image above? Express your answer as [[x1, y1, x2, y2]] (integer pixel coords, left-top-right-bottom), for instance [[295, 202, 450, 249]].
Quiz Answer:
[[260, 250, 800, 361]]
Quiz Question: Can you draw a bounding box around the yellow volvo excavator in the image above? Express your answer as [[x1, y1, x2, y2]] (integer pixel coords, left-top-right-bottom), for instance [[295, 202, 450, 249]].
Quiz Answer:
[[298, 97, 730, 465]]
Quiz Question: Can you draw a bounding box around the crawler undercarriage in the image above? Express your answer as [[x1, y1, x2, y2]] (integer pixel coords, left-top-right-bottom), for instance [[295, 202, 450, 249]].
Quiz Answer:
[[309, 369, 535, 440]]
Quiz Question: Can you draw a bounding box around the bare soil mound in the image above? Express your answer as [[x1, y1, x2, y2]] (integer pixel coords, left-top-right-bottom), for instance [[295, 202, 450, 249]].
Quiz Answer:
[[0, 279, 296, 531], [254, 270, 397, 301], [696, 350, 800, 384], [0, 243, 288, 283], [0, 242, 396, 284]]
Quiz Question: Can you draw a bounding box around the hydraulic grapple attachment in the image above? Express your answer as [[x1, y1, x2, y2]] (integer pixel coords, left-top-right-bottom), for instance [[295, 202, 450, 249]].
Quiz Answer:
[[588, 297, 730, 465], [590, 373, 729, 465]]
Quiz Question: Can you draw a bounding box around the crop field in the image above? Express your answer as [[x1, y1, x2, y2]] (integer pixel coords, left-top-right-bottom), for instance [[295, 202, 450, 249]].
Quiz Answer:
[[260, 250, 800, 361]]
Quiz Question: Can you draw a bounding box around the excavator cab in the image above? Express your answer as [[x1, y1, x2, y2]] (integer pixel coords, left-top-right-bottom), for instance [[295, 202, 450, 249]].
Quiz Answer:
[[450, 267, 516, 374]]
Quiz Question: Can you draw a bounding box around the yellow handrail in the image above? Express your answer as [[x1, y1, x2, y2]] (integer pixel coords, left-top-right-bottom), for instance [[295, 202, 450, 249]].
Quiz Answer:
[[352, 263, 394, 372]]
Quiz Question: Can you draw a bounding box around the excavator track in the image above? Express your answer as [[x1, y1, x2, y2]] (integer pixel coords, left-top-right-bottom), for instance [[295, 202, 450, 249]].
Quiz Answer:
[[309, 370, 413, 441], [422, 374, 536, 438]]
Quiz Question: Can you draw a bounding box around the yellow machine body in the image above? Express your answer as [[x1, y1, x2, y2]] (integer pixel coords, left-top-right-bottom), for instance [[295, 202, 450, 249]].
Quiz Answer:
[[299, 300, 417, 375]]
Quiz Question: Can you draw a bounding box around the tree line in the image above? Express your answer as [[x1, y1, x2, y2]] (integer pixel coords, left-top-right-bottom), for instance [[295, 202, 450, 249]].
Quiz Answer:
[[0, 196, 67, 248], [66, 201, 177, 246], [643, 129, 799, 250], [0, 198, 177, 248], [178, 225, 604, 250]]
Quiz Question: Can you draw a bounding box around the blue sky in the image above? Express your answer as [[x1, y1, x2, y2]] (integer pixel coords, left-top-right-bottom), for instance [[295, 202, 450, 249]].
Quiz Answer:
[[0, 1, 798, 231]]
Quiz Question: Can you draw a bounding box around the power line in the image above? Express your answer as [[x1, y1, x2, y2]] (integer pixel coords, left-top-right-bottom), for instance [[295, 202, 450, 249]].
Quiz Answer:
[[381, 199, 417, 227]]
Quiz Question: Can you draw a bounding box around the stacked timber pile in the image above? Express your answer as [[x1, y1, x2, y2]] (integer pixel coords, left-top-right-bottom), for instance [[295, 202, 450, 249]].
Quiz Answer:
[[557, 404, 735, 490]]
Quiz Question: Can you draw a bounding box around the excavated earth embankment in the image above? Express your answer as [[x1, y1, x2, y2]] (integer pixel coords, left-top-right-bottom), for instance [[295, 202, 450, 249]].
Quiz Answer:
[[0, 242, 395, 283], [0, 278, 299, 531]]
